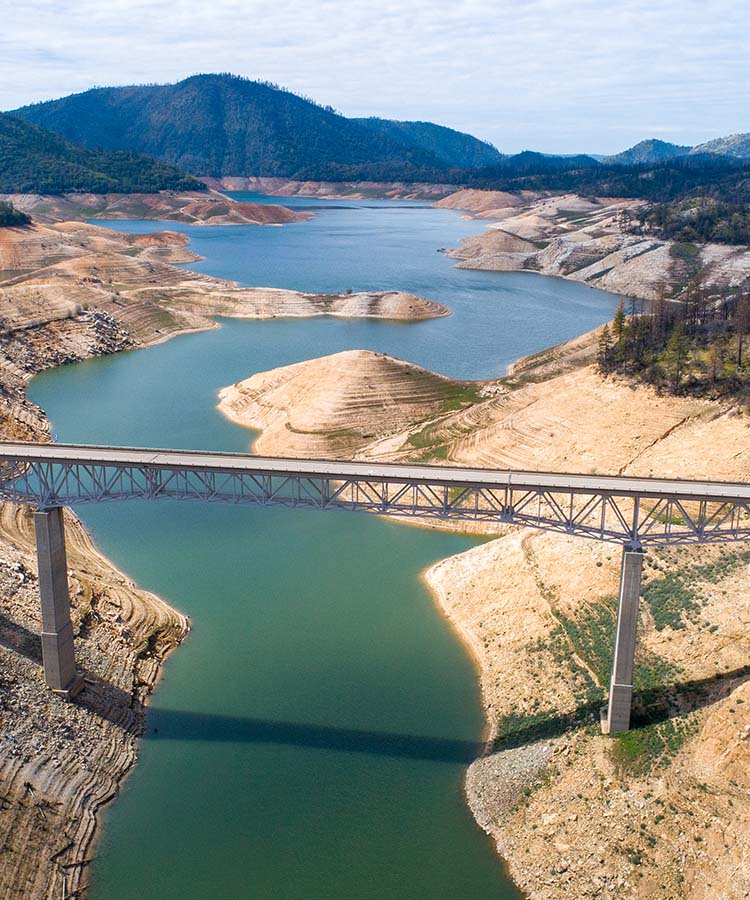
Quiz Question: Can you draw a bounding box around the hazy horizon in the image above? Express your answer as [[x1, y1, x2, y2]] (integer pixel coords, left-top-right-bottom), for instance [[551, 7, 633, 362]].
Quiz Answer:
[[3, 0, 747, 156]]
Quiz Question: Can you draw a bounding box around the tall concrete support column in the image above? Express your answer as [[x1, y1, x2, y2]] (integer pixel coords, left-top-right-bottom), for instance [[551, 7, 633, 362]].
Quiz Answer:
[[34, 507, 83, 698], [602, 545, 644, 734]]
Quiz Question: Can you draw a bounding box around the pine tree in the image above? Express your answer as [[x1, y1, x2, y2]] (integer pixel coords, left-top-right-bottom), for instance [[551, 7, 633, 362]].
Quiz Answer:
[[613, 300, 626, 344], [708, 339, 726, 385], [662, 323, 690, 391], [597, 324, 613, 372], [735, 293, 750, 368]]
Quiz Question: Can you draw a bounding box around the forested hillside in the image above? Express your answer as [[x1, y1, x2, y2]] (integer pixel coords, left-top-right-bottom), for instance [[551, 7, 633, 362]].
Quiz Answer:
[[353, 117, 503, 168], [14, 74, 449, 179], [691, 133, 750, 159], [604, 139, 691, 166], [9, 76, 750, 240], [461, 153, 750, 206], [0, 112, 205, 194], [599, 285, 750, 402], [628, 198, 750, 245]]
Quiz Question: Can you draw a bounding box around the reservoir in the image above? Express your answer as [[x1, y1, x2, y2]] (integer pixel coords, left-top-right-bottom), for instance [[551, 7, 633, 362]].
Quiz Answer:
[[29, 197, 622, 899]]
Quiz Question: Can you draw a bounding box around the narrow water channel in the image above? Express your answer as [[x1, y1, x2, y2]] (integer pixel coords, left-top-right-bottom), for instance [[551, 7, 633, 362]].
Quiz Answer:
[[29, 198, 622, 899]]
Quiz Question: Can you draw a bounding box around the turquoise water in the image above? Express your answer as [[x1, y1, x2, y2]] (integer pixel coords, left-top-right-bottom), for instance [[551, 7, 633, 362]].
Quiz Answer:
[[30, 197, 622, 899]]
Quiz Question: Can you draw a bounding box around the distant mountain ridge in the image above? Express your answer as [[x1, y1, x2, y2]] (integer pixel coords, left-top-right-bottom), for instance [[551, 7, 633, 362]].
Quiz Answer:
[[491, 150, 599, 172], [352, 117, 503, 168], [604, 139, 692, 166], [0, 111, 205, 194], [7, 73, 748, 187], [605, 135, 750, 165], [691, 133, 750, 160], [13, 74, 490, 180]]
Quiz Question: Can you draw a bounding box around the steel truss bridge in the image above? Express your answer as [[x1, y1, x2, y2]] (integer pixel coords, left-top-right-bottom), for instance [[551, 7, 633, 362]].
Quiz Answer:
[[1, 442, 750, 547], [1, 441, 749, 734]]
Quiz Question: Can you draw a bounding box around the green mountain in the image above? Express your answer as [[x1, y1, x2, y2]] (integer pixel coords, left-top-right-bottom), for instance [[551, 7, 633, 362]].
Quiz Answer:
[[353, 117, 502, 168], [0, 111, 205, 194], [691, 133, 750, 160], [604, 139, 692, 166], [13, 74, 452, 179], [462, 154, 750, 206], [491, 151, 599, 172]]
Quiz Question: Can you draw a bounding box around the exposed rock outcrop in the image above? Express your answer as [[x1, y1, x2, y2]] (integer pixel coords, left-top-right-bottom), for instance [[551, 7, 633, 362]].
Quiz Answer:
[[440, 190, 750, 301]]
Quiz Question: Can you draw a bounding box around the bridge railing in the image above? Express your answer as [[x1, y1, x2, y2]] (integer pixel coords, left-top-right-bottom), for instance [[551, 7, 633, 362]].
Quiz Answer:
[[1, 456, 749, 547]]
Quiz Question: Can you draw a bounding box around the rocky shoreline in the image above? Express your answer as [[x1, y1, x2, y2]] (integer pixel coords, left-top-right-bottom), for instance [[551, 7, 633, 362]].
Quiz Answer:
[[436, 189, 750, 302]]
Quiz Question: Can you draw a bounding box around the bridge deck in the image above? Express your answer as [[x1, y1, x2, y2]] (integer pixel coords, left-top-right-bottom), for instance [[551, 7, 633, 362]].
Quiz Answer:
[[1, 440, 749, 503], [5, 441, 748, 729], [0, 441, 748, 547]]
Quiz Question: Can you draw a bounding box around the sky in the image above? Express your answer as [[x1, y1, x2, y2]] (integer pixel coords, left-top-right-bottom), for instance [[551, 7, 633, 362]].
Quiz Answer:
[[2, 0, 748, 155]]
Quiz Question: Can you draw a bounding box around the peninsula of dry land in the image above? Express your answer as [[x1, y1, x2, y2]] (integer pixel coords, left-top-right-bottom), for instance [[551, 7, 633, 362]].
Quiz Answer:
[[0, 189, 309, 227]]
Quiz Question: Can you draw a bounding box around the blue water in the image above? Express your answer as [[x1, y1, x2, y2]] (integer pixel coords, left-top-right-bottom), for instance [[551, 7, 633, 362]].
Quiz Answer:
[[29, 197, 622, 899], [101, 194, 622, 380]]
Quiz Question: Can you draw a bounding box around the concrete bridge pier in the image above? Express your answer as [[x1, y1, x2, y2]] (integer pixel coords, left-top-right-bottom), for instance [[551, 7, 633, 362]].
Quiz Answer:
[[601, 544, 644, 735], [34, 507, 83, 698]]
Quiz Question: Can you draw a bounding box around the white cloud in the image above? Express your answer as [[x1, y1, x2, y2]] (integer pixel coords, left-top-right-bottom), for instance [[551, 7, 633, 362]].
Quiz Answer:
[[2, 0, 747, 153]]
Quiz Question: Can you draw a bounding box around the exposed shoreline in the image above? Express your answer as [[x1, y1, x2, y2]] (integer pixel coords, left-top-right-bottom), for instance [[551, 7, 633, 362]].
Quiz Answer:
[[436, 189, 750, 303], [420, 564, 496, 751], [1, 189, 309, 226]]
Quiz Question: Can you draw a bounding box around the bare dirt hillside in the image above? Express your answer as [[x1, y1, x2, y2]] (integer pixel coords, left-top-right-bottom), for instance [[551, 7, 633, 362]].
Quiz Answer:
[[218, 350, 480, 457], [1, 190, 307, 226], [438, 190, 750, 302], [202, 176, 457, 200]]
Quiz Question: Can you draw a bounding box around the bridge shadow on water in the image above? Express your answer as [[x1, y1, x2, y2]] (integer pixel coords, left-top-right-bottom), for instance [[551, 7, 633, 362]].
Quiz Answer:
[[0, 613, 479, 764], [143, 708, 483, 764], [135, 662, 750, 762], [2, 612, 750, 760]]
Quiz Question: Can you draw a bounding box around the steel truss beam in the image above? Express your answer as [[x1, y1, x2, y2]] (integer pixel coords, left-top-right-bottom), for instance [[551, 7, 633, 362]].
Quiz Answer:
[[0, 447, 749, 547]]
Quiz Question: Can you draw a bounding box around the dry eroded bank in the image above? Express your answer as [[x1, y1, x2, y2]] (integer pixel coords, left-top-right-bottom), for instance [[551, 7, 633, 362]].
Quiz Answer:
[[1, 189, 308, 226], [436, 189, 750, 303], [218, 342, 750, 900]]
